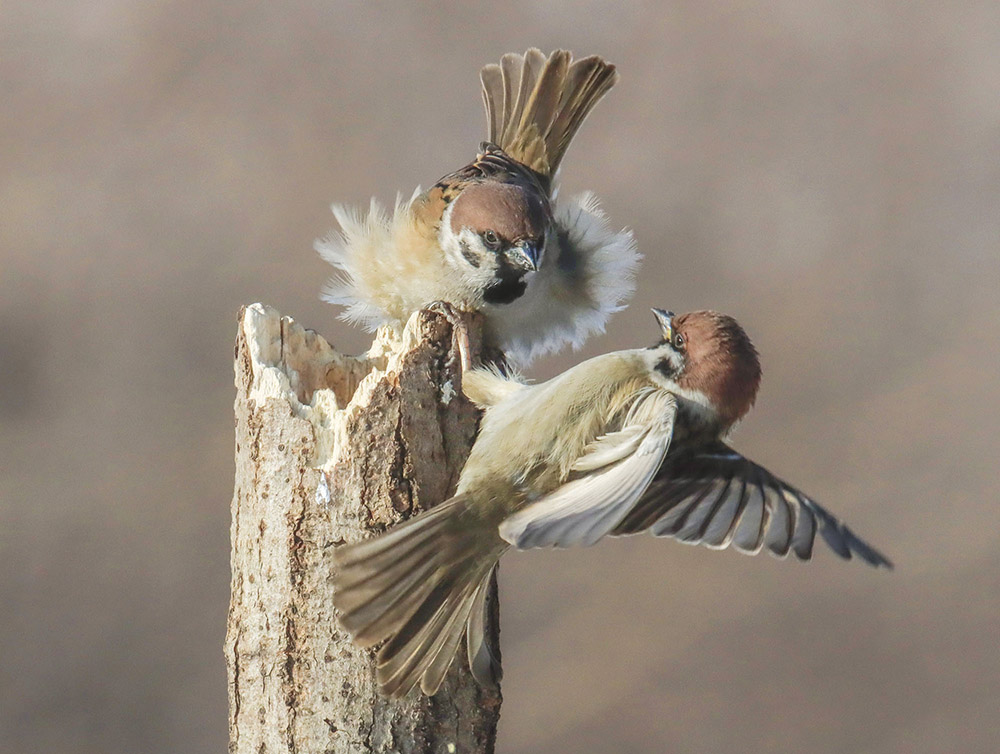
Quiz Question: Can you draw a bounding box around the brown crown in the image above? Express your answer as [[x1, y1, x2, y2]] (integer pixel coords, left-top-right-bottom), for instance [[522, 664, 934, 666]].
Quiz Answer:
[[675, 311, 762, 427], [448, 181, 549, 243]]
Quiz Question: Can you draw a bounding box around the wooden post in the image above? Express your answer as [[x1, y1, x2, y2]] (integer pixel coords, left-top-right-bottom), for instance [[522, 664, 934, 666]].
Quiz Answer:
[[226, 303, 501, 754]]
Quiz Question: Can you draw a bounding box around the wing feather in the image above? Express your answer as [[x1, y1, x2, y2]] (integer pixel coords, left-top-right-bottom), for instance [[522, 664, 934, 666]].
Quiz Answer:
[[674, 477, 734, 543], [731, 475, 767, 554], [499, 390, 677, 549], [701, 477, 747, 548], [614, 441, 892, 569], [466, 565, 501, 688], [762, 481, 794, 557]]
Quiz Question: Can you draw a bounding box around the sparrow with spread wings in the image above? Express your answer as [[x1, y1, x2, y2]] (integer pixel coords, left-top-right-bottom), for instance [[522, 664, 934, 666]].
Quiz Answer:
[[331, 309, 892, 698], [316, 49, 638, 364]]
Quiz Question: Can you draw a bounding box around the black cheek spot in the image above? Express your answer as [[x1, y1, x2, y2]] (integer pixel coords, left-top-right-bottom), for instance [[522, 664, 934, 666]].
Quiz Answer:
[[655, 358, 677, 380], [459, 240, 481, 268]]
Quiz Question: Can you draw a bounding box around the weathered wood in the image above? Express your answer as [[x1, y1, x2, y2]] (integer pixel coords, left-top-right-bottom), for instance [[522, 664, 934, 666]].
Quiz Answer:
[[227, 303, 501, 754]]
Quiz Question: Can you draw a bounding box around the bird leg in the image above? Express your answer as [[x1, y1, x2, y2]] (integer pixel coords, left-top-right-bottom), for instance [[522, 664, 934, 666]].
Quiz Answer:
[[425, 301, 473, 375]]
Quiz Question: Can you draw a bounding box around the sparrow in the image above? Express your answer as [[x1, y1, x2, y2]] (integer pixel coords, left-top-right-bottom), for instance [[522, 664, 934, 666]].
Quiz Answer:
[[332, 309, 892, 698], [316, 48, 639, 364]]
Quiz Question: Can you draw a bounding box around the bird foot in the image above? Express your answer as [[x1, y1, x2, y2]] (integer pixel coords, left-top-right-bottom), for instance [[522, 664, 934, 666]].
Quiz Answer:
[[425, 301, 472, 375]]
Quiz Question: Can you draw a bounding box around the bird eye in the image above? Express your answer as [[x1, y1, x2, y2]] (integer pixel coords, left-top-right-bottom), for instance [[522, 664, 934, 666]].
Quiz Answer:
[[672, 332, 685, 350], [482, 229, 502, 250]]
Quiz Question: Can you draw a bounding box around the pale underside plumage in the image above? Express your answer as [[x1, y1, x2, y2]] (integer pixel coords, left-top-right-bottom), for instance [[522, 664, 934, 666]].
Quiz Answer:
[[316, 190, 638, 364], [461, 362, 527, 409]]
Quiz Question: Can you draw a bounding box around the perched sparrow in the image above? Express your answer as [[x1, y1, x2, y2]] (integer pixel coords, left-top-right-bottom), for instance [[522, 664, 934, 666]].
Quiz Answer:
[[316, 49, 638, 364], [332, 309, 892, 698]]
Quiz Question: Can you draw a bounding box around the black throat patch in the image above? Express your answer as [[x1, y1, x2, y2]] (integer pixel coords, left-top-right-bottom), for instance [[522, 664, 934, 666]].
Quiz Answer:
[[483, 266, 529, 304]]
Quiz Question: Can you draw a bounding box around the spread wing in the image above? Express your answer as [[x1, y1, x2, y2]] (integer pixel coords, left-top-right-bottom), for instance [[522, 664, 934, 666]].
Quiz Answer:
[[499, 390, 677, 548], [613, 441, 892, 568]]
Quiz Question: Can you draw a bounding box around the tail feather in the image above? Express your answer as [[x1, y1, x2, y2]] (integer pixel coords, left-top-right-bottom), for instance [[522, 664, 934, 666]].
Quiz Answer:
[[466, 565, 502, 687], [501, 49, 566, 153], [378, 571, 469, 664], [337, 549, 440, 647], [334, 503, 457, 646], [501, 49, 542, 142], [418, 574, 489, 694], [334, 502, 453, 570], [336, 527, 440, 590], [547, 56, 618, 176], [377, 570, 484, 697], [480, 64, 503, 141], [332, 496, 503, 697], [481, 48, 617, 178], [376, 578, 465, 695]]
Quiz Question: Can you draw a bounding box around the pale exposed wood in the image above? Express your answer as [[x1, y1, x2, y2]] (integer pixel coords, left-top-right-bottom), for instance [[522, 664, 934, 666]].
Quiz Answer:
[[226, 303, 501, 754]]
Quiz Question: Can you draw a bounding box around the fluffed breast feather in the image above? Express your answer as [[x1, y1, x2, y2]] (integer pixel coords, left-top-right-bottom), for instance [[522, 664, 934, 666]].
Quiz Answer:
[[489, 192, 640, 364], [316, 191, 639, 365], [316, 188, 447, 330]]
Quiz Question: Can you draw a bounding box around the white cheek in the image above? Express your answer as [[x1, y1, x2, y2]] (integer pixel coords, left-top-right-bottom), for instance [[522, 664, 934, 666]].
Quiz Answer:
[[438, 203, 469, 268], [439, 227, 503, 292], [438, 222, 474, 266]]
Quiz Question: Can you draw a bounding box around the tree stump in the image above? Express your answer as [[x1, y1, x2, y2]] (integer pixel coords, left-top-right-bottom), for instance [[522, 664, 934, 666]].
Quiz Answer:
[[226, 303, 501, 754]]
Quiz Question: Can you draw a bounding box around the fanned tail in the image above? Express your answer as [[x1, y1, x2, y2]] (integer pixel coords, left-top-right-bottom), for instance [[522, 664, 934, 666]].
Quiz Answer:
[[332, 496, 503, 697], [480, 48, 617, 180]]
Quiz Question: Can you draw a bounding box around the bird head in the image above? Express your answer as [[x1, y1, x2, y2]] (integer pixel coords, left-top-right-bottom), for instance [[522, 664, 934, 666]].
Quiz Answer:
[[441, 180, 551, 304], [647, 308, 762, 430]]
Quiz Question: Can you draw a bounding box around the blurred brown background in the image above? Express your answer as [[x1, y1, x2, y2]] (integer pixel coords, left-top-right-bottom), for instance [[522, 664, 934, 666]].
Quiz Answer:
[[2, 1, 998, 752]]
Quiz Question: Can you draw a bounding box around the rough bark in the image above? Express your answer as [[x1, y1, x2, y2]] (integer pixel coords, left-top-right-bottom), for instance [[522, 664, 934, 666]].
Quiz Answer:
[[226, 303, 501, 754]]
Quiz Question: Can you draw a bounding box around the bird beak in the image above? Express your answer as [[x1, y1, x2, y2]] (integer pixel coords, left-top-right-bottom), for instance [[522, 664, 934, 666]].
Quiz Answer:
[[508, 241, 540, 272], [652, 308, 674, 340]]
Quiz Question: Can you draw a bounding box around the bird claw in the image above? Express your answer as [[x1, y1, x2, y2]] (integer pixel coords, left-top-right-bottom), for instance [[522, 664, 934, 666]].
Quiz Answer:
[[425, 301, 472, 376]]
